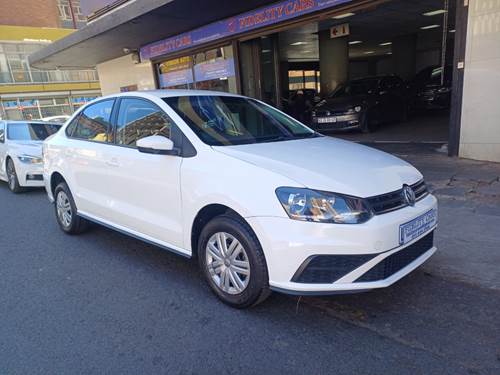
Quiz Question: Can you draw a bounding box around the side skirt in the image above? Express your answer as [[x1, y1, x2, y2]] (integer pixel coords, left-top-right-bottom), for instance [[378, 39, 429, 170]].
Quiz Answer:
[[78, 211, 192, 259]]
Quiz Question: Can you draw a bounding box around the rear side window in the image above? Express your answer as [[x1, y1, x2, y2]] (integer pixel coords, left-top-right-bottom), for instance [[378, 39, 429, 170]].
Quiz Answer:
[[386, 77, 402, 89], [0, 122, 4, 143], [116, 98, 172, 147], [72, 100, 114, 143]]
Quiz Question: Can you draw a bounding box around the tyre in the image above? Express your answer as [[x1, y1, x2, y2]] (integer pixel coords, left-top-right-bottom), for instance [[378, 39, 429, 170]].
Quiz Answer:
[[198, 215, 271, 308], [6, 158, 23, 194], [54, 182, 88, 234], [361, 112, 378, 133]]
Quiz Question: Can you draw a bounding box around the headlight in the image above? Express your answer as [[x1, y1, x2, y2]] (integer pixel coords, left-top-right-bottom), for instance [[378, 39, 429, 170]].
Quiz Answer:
[[346, 106, 362, 114], [276, 187, 373, 224], [17, 155, 43, 164]]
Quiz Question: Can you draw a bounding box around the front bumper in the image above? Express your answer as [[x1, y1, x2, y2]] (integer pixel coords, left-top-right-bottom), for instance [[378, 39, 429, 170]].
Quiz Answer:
[[311, 112, 363, 132], [13, 159, 44, 187], [247, 193, 438, 295]]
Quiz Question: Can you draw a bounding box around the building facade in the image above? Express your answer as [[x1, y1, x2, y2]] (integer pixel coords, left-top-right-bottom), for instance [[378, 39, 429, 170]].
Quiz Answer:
[[0, 0, 100, 120], [28, 0, 500, 162], [0, 0, 87, 29]]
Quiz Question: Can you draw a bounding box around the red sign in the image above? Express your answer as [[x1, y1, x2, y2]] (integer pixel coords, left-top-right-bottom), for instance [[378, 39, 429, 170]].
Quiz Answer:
[[330, 23, 350, 38]]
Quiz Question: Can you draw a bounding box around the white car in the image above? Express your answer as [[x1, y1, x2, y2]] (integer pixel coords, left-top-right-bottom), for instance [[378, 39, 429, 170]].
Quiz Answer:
[[0, 120, 61, 193], [42, 90, 438, 307]]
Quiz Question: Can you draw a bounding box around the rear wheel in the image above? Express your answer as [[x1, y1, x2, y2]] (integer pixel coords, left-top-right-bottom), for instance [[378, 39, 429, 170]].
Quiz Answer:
[[6, 158, 23, 194], [54, 182, 88, 234], [198, 215, 270, 308]]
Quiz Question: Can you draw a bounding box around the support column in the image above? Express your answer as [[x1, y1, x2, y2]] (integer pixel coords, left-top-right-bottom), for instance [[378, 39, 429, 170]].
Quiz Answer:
[[392, 34, 417, 80], [319, 29, 348, 94]]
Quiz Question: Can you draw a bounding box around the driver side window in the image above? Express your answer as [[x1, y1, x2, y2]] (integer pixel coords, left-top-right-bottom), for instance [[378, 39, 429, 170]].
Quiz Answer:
[[116, 98, 173, 148]]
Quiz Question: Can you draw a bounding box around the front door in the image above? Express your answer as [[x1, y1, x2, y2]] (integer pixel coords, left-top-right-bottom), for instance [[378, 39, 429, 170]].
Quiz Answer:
[[105, 97, 184, 252]]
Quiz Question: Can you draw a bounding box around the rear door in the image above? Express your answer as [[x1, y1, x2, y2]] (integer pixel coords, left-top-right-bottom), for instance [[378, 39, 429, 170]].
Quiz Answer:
[[104, 97, 184, 251], [64, 99, 117, 219]]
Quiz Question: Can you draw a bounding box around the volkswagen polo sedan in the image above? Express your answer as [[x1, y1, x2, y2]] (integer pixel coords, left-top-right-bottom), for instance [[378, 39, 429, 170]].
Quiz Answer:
[[42, 90, 437, 308]]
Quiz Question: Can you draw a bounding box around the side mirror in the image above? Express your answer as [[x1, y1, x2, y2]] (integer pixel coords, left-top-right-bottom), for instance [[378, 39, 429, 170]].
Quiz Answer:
[[137, 135, 179, 156]]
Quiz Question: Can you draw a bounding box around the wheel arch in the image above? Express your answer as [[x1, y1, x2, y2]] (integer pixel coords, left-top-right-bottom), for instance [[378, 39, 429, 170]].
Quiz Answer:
[[190, 204, 255, 258], [3, 154, 13, 178], [50, 171, 67, 196]]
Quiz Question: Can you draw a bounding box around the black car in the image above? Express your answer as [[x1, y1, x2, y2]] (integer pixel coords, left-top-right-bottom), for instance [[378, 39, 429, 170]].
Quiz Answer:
[[311, 75, 408, 133], [409, 65, 452, 111]]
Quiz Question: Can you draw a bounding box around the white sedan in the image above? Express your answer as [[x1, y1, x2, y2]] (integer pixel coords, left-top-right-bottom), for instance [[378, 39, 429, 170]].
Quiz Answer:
[[42, 90, 438, 307], [0, 120, 61, 193]]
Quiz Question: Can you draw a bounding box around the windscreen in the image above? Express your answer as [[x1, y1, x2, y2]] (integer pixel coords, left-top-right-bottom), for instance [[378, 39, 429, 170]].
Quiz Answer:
[[331, 79, 380, 97], [164, 96, 317, 146]]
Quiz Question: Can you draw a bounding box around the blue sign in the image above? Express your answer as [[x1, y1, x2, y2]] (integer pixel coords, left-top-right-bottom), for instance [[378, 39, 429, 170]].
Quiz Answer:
[[140, 0, 353, 60], [159, 68, 194, 88], [194, 58, 235, 82], [71, 96, 97, 104], [3, 100, 19, 108]]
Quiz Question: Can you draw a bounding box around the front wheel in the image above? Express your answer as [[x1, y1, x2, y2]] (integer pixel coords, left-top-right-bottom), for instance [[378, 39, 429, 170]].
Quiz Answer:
[[361, 111, 378, 133], [6, 158, 23, 193], [54, 182, 88, 234], [198, 215, 270, 308]]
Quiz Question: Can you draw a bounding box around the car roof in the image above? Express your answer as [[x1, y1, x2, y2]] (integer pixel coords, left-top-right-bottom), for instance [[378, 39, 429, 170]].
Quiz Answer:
[[99, 89, 245, 101], [351, 75, 394, 82], [1, 120, 55, 125]]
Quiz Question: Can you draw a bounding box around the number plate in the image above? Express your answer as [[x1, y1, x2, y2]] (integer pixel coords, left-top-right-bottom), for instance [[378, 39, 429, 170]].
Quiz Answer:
[[317, 116, 337, 124], [399, 209, 437, 245]]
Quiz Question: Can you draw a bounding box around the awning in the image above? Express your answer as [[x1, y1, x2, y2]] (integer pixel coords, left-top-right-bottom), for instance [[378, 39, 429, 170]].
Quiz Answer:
[[29, 0, 275, 69]]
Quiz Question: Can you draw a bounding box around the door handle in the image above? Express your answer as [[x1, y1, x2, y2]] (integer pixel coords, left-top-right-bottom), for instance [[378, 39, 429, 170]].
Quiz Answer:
[[106, 157, 120, 167]]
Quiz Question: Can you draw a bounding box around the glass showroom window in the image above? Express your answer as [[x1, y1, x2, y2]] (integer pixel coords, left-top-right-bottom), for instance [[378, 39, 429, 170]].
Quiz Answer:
[[157, 45, 237, 94]]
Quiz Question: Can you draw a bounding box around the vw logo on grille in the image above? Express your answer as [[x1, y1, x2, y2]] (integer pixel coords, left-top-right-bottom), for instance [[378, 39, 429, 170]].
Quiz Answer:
[[402, 184, 416, 206]]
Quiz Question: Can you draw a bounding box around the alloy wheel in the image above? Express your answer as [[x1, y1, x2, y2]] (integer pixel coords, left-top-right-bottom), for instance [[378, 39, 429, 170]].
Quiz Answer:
[[206, 232, 251, 295], [56, 191, 72, 228]]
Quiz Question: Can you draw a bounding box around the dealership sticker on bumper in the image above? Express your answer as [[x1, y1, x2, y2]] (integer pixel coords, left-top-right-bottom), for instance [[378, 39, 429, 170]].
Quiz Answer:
[[399, 209, 437, 245]]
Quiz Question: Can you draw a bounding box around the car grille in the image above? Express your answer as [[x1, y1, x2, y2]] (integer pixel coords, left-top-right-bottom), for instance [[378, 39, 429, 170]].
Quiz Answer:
[[366, 179, 428, 215], [313, 109, 351, 117], [355, 231, 434, 282]]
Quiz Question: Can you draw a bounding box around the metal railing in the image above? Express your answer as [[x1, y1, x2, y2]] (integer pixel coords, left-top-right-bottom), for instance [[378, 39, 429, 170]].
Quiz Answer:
[[0, 69, 99, 84]]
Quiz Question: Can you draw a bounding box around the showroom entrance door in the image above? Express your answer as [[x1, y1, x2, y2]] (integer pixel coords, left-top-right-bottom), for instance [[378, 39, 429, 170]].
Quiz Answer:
[[239, 35, 281, 108]]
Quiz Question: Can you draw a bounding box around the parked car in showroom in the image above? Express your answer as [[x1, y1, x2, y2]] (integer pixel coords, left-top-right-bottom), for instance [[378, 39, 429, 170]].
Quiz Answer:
[[409, 65, 452, 111], [43, 90, 437, 308], [0, 120, 61, 193], [311, 75, 408, 133]]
